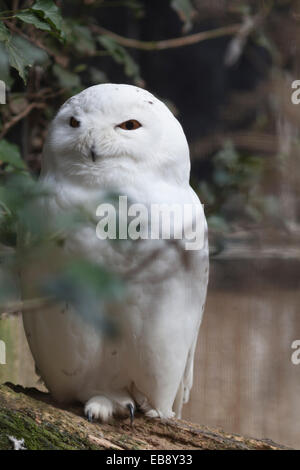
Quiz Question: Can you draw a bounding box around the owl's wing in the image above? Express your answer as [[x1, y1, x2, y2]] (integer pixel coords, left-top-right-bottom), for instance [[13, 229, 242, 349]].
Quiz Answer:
[[173, 218, 209, 418]]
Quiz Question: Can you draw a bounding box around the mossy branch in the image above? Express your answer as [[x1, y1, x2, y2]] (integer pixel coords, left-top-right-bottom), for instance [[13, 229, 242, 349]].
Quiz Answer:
[[0, 383, 290, 450]]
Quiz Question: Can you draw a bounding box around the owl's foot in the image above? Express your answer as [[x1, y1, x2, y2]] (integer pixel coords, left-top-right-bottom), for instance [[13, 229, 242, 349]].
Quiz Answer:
[[84, 392, 135, 423], [145, 408, 175, 419], [145, 408, 160, 418]]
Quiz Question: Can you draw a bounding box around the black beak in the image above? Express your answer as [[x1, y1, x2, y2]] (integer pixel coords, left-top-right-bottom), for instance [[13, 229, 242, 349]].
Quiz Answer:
[[91, 148, 96, 162]]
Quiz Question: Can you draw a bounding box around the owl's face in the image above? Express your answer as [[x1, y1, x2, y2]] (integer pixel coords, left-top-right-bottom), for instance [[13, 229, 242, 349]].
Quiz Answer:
[[43, 84, 190, 186]]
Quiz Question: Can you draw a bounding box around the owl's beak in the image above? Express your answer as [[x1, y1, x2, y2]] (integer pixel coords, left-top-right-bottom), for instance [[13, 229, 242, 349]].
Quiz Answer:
[[91, 148, 96, 162]]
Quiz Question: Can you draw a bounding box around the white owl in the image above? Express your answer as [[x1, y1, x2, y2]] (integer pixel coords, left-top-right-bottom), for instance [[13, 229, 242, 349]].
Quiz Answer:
[[21, 84, 209, 423]]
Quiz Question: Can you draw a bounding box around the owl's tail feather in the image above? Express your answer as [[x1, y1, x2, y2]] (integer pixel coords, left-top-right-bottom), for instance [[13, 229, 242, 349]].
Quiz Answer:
[[173, 335, 199, 418], [130, 382, 175, 419], [173, 380, 184, 418]]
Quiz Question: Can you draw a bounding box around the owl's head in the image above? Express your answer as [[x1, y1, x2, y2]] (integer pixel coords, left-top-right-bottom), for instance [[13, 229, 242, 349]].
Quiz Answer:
[[43, 83, 190, 187]]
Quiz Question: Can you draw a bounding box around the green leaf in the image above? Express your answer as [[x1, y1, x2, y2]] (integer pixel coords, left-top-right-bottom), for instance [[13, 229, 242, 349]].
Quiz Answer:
[[0, 21, 10, 42], [31, 0, 64, 39], [12, 35, 48, 66], [5, 40, 29, 83], [0, 140, 26, 169], [171, 0, 195, 33], [5, 35, 48, 83], [207, 215, 229, 232], [0, 42, 12, 87], [0, 19, 48, 83], [0, 267, 18, 303], [70, 24, 96, 54], [66, 260, 124, 299], [43, 260, 125, 335], [15, 10, 52, 32], [213, 168, 235, 187], [213, 141, 239, 168], [98, 36, 140, 80]]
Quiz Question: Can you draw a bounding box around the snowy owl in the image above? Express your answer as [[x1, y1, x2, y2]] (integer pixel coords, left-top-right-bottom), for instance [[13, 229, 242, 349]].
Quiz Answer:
[[21, 83, 209, 423]]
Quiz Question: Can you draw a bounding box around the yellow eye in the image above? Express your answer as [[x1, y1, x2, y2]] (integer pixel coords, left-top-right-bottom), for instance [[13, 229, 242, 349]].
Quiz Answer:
[[70, 117, 80, 128], [118, 120, 141, 130]]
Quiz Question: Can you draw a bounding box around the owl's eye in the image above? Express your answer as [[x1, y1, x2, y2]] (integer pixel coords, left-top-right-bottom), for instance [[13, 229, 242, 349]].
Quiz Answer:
[[118, 120, 141, 130], [70, 117, 80, 128]]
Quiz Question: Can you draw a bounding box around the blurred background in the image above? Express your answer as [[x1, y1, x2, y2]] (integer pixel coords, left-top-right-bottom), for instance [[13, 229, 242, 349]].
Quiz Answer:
[[1, 0, 300, 449]]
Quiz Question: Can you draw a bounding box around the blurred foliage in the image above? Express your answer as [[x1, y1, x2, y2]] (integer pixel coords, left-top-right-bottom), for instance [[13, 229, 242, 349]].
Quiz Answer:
[[0, 0, 299, 314], [0, 0, 199, 316], [0, 0, 147, 316], [171, 0, 195, 33], [199, 141, 277, 227], [43, 259, 125, 335]]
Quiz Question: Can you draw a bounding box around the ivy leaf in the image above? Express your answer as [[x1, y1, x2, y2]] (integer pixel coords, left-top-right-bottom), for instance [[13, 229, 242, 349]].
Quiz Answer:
[[5, 40, 29, 83], [31, 0, 65, 40], [0, 21, 10, 42], [12, 35, 48, 66], [0, 23, 35, 83], [0, 42, 12, 87], [98, 36, 140, 80], [15, 10, 52, 32], [4, 35, 48, 83], [43, 260, 124, 335], [171, 0, 195, 33], [0, 140, 26, 170], [5, 36, 48, 83]]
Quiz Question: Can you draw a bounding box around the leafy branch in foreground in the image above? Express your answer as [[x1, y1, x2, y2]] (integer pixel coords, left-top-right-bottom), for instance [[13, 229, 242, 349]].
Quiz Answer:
[[0, 0, 64, 82], [0, 171, 126, 330]]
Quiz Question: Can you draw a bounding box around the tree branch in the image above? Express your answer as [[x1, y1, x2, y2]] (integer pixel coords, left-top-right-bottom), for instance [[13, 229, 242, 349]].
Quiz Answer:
[[0, 297, 53, 317], [91, 23, 242, 50], [0, 102, 46, 140], [0, 383, 290, 450]]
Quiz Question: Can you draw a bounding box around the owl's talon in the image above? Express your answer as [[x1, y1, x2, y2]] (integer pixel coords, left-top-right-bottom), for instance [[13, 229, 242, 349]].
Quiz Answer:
[[127, 403, 135, 426], [87, 410, 93, 423]]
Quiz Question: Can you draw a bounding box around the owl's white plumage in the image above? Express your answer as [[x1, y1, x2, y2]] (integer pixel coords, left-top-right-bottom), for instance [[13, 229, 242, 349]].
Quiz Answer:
[[21, 83, 209, 421]]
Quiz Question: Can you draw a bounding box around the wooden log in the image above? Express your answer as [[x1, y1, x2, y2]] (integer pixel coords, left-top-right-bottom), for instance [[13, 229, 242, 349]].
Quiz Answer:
[[0, 383, 289, 450]]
